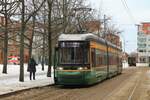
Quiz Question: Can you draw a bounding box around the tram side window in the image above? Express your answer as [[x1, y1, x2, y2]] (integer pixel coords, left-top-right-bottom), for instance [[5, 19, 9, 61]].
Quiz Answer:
[[115, 55, 118, 65], [119, 56, 122, 66], [108, 53, 112, 65], [83, 49, 89, 64], [110, 53, 118, 65], [109, 53, 115, 65], [117, 55, 119, 66], [113, 54, 117, 65], [91, 48, 96, 67], [101, 51, 105, 65], [91, 48, 107, 67], [104, 52, 107, 65], [110, 53, 115, 65], [95, 49, 106, 67], [111, 54, 114, 65], [95, 49, 101, 66]]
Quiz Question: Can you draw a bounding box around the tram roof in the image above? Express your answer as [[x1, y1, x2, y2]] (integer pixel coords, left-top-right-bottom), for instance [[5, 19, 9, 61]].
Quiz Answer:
[[59, 33, 104, 41], [59, 33, 121, 50]]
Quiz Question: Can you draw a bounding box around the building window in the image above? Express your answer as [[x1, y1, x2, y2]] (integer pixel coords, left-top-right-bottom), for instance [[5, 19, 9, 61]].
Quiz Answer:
[[138, 49, 146, 52], [140, 57, 146, 63], [138, 44, 146, 48], [138, 38, 146, 42]]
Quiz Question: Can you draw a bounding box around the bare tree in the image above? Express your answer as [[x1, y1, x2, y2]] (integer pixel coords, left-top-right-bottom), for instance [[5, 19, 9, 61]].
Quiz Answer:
[[0, 0, 20, 74], [19, 0, 46, 82], [19, 0, 25, 82], [47, 0, 54, 77], [28, 0, 36, 67]]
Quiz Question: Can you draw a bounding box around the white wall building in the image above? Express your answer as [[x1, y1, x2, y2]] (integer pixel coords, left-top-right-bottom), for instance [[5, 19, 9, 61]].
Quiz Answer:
[[137, 23, 150, 66]]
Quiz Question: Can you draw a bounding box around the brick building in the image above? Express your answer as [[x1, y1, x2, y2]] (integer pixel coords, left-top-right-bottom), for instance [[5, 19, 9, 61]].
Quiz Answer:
[[105, 33, 122, 47], [0, 16, 29, 63], [83, 20, 122, 48], [82, 20, 101, 34]]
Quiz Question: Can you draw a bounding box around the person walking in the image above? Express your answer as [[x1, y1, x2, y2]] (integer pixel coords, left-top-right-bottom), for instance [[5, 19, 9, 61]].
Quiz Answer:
[[28, 58, 37, 80]]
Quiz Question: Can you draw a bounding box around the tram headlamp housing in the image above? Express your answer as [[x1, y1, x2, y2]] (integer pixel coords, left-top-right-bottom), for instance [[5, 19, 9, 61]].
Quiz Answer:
[[78, 67, 83, 70], [78, 67, 88, 70]]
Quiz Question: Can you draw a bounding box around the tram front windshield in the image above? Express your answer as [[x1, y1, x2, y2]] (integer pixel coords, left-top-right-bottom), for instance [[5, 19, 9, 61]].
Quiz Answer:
[[59, 42, 89, 65]]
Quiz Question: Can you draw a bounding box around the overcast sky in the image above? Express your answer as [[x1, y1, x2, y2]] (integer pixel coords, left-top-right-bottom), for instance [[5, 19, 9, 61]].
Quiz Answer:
[[88, 0, 150, 53]]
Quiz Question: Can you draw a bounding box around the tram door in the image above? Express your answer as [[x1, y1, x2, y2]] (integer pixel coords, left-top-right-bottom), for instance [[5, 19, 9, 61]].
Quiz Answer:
[[91, 48, 96, 68]]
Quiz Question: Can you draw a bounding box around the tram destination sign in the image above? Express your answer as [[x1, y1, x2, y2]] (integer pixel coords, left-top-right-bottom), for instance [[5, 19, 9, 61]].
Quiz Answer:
[[60, 42, 86, 48]]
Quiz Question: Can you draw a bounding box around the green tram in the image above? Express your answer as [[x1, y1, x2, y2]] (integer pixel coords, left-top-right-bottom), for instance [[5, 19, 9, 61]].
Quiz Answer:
[[54, 33, 122, 85]]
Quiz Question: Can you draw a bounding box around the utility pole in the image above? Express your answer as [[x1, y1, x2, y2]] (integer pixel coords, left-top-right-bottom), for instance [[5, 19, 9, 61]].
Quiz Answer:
[[103, 14, 111, 77], [103, 14, 106, 38], [63, 0, 67, 33], [103, 14, 109, 77]]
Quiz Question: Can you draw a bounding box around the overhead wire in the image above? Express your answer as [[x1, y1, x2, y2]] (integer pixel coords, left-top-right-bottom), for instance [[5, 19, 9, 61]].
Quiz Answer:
[[120, 0, 137, 24]]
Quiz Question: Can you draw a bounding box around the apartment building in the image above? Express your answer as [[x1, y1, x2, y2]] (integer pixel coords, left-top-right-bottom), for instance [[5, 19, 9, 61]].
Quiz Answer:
[[137, 22, 150, 66]]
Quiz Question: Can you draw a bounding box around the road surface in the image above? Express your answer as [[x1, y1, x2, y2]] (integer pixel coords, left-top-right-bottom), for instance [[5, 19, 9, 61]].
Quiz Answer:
[[1, 67, 150, 100]]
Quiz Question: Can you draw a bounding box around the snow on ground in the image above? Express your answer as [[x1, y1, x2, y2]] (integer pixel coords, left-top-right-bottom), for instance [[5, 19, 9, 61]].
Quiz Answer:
[[0, 64, 54, 95], [0, 64, 48, 76]]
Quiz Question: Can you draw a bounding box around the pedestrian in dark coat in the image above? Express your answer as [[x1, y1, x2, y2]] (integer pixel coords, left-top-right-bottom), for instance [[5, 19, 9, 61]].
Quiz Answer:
[[28, 58, 37, 80]]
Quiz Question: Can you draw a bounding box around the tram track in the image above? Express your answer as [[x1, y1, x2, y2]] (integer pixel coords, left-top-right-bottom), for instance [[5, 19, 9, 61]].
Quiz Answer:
[[103, 67, 148, 100], [127, 74, 141, 100], [102, 74, 133, 100], [127, 67, 148, 100], [101, 68, 138, 100]]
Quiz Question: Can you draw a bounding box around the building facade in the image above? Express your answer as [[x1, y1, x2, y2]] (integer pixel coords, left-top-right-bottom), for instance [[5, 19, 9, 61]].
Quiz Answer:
[[105, 33, 122, 47], [137, 22, 150, 65], [0, 16, 30, 63]]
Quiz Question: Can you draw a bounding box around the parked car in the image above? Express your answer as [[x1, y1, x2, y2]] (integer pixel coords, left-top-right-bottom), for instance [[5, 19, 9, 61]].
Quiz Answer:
[[8, 56, 20, 65]]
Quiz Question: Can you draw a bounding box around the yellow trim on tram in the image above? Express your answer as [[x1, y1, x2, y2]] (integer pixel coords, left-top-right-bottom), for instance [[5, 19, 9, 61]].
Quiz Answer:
[[90, 41, 107, 51], [90, 41, 120, 53]]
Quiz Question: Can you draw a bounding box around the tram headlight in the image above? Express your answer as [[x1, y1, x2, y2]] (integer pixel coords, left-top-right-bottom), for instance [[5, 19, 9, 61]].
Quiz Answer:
[[57, 67, 63, 70], [78, 67, 88, 70], [78, 67, 83, 70]]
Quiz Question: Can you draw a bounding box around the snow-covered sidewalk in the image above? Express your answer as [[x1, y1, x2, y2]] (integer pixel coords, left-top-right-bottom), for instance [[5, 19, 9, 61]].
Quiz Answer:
[[0, 64, 54, 95]]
